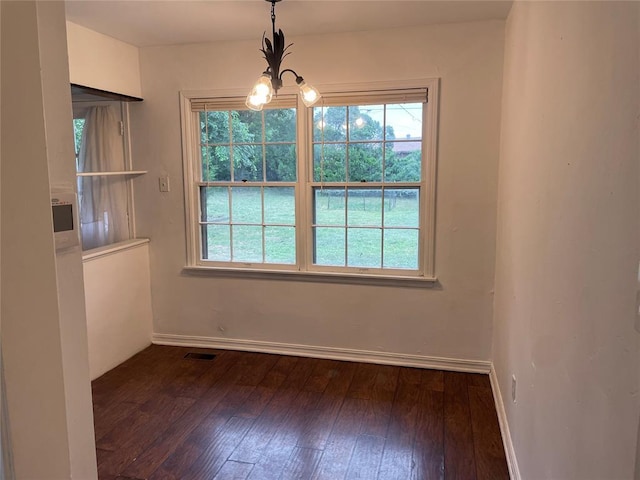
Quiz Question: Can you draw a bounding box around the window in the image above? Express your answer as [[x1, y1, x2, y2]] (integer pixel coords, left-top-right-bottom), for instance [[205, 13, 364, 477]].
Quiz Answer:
[[197, 98, 298, 264], [182, 80, 438, 282], [72, 101, 138, 251]]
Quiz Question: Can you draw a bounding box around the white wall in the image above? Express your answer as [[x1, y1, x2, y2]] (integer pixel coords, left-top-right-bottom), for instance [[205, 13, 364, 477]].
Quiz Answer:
[[493, 2, 640, 478], [66, 21, 142, 98], [1, 2, 97, 478], [66, 19, 152, 382], [40, 4, 98, 478], [84, 242, 153, 380], [132, 21, 504, 361]]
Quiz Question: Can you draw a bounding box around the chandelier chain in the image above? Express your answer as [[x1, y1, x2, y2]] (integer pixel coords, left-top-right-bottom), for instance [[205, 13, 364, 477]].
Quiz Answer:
[[245, 0, 321, 110], [271, 1, 277, 37]]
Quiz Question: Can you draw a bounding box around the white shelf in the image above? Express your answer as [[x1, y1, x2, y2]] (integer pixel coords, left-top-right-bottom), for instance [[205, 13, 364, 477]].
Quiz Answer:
[[76, 170, 147, 177]]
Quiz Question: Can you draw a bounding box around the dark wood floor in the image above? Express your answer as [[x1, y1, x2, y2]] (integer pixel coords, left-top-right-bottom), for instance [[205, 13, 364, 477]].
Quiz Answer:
[[92, 345, 509, 480]]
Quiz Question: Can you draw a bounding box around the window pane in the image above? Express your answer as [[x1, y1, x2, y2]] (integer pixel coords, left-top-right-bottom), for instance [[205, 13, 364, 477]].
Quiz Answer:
[[265, 226, 295, 264], [203, 224, 230, 261], [232, 225, 263, 262], [383, 188, 419, 227], [73, 119, 85, 154], [314, 144, 346, 182], [347, 188, 382, 227], [348, 143, 382, 182], [73, 118, 85, 172], [231, 187, 261, 224], [233, 145, 263, 182], [349, 105, 384, 141], [314, 227, 345, 266], [347, 228, 382, 268], [265, 108, 296, 142], [384, 142, 421, 182], [383, 229, 419, 269], [201, 187, 229, 222], [264, 187, 295, 225], [234, 110, 262, 142], [314, 188, 345, 226], [266, 144, 296, 181], [202, 146, 231, 181], [313, 106, 346, 142], [200, 111, 229, 144], [386, 103, 422, 141]]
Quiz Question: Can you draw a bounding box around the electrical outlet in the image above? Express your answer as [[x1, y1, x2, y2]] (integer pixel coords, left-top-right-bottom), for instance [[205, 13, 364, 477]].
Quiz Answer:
[[511, 374, 517, 403], [159, 176, 170, 192]]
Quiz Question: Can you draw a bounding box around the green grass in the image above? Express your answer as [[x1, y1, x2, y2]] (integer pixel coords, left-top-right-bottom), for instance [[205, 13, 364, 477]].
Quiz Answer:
[[202, 187, 419, 269]]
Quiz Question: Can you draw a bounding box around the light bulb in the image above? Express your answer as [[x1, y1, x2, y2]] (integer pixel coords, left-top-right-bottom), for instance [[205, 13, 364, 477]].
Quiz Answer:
[[303, 89, 317, 103], [298, 80, 321, 107], [246, 74, 273, 110], [255, 84, 270, 96], [245, 93, 265, 111], [355, 117, 364, 127], [254, 74, 273, 97]]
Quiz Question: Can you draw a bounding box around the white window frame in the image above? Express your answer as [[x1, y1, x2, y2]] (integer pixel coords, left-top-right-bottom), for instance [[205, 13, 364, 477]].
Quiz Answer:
[[180, 79, 439, 286], [187, 95, 300, 270]]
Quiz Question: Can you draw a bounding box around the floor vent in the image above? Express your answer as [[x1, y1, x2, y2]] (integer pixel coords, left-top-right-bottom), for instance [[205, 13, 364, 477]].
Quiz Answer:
[[184, 352, 217, 360]]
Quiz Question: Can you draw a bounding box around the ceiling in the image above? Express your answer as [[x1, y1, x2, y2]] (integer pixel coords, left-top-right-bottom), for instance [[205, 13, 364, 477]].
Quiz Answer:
[[64, 0, 512, 48]]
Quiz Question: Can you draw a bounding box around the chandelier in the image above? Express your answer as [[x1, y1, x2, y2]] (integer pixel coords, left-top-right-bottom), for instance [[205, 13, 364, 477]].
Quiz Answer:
[[245, 0, 321, 111]]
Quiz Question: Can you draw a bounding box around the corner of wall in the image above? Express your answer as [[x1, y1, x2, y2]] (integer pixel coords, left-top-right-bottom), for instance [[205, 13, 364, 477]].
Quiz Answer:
[[489, 364, 520, 480]]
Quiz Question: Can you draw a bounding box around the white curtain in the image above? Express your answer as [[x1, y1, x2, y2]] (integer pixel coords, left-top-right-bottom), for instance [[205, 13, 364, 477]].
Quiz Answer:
[[77, 106, 129, 250]]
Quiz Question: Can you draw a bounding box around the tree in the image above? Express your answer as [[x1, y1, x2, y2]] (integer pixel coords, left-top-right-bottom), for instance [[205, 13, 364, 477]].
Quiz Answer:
[[200, 104, 420, 184], [312, 106, 396, 182], [385, 150, 421, 182], [200, 108, 297, 182], [264, 108, 296, 181], [200, 110, 261, 181]]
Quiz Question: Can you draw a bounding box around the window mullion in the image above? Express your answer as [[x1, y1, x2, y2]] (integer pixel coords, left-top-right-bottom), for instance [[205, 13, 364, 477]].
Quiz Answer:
[[262, 186, 266, 263], [381, 186, 385, 269], [203, 108, 210, 182], [261, 113, 266, 263], [228, 186, 234, 262], [297, 96, 310, 272], [228, 111, 235, 182], [381, 104, 387, 268]]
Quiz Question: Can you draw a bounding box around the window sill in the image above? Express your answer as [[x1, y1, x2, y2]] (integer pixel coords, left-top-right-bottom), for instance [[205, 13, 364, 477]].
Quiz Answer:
[[182, 265, 438, 288], [82, 238, 150, 262]]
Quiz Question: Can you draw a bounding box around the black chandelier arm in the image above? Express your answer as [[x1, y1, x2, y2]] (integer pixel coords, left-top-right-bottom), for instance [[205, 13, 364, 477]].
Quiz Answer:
[[278, 69, 304, 84]]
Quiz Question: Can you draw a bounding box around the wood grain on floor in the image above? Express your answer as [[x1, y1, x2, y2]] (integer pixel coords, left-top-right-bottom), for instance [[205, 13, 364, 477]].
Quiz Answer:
[[92, 345, 509, 480]]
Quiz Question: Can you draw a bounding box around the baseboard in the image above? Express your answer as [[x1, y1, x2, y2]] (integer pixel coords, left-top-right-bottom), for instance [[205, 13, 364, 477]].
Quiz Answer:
[[152, 333, 492, 373], [489, 366, 521, 480]]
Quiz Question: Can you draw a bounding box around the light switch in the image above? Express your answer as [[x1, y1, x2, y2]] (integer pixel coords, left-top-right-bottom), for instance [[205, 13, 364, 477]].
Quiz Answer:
[[159, 175, 170, 192]]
